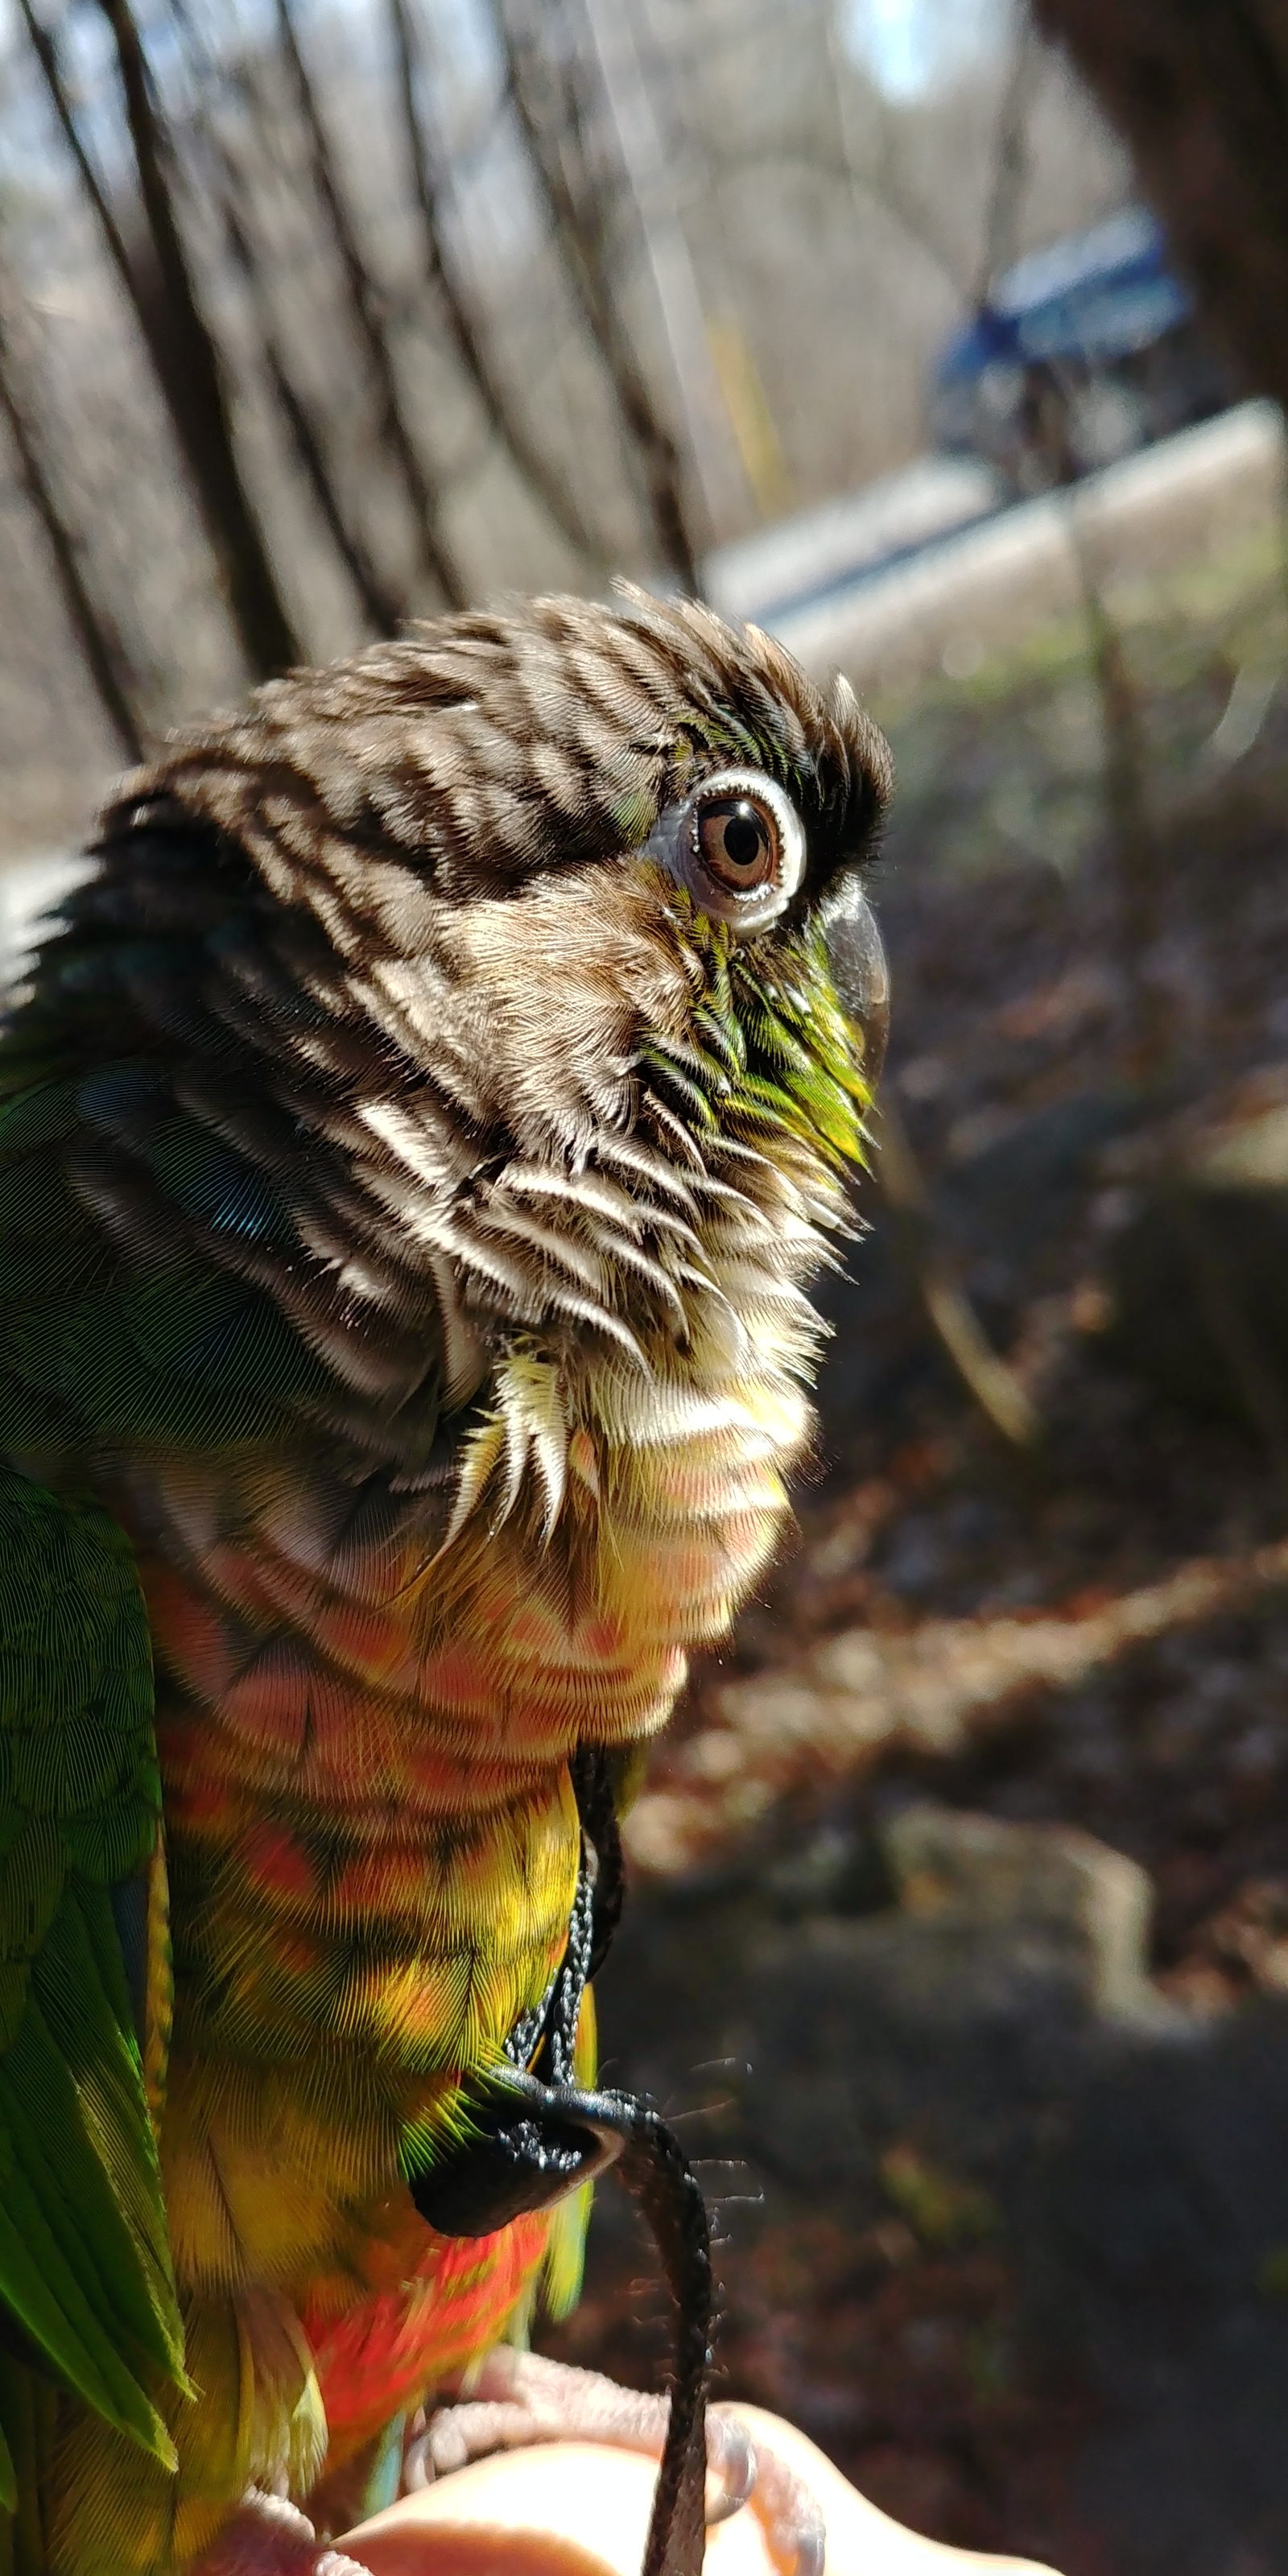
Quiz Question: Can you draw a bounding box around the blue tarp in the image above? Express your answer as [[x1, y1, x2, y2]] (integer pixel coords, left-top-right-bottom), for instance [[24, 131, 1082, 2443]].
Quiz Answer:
[[936, 207, 1191, 387]]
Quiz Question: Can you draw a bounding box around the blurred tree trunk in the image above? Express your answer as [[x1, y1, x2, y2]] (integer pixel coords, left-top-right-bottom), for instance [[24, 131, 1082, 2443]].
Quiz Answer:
[[0, 285, 144, 762], [201, 136, 414, 638], [387, 0, 603, 568], [19, 0, 302, 679], [1031, 0, 1288, 408], [269, 0, 465, 609], [495, 0, 703, 592]]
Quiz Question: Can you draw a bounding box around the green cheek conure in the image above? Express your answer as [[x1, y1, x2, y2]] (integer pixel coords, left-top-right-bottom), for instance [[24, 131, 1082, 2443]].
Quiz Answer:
[[0, 591, 890, 2576]]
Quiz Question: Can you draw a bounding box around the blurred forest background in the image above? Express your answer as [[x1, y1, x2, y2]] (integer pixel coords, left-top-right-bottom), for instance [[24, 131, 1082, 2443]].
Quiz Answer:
[[10, 2, 1288, 2572], [0, 0, 1128, 842]]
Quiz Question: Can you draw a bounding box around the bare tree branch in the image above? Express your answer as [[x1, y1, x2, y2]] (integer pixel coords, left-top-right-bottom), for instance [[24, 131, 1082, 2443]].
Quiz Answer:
[[0, 283, 145, 762], [824, 6, 972, 303], [1016, 361, 1171, 1080], [14, 0, 134, 291], [270, 0, 465, 609], [875, 1096, 1042, 1449], [1070, 499, 1170, 1081], [180, 82, 414, 638], [493, 0, 700, 590], [388, 0, 602, 567], [974, 17, 1041, 303], [1033, 0, 1288, 413], [697, 137, 975, 296], [18, 0, 301, 679], [263, 345, 411, 638]]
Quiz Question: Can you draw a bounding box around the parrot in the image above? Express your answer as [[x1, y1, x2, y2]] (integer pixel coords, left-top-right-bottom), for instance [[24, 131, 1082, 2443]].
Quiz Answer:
[[0, 588, 891, 2576]]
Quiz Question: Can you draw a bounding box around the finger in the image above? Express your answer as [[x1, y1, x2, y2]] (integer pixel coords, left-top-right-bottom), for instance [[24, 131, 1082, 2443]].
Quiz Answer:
[[342, 2440, 774, 2576], [340, 2417, 1065, 2576], [719, 2408, 1063, 2576]]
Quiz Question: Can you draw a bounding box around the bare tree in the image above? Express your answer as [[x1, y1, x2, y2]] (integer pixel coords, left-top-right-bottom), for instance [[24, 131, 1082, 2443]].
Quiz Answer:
[[181, 91, 414, 638], [1031, 0, 1288, 410], [388, 0, 604, 567], [975, 19, 1042, 301], [17, 0, 301, 679], [0, 0, 1144, 823], [494, 0, 702, 590], [270, 0, 465, 609], [0, 280, 144, 762]]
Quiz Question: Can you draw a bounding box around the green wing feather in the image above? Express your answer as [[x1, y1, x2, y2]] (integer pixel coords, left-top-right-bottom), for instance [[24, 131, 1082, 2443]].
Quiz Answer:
[[0, 1469, 186, 2491]]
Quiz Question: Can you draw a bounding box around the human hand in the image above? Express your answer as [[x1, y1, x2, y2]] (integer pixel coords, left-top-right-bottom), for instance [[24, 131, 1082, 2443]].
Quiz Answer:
[[340, 2404, 1059, 2576]]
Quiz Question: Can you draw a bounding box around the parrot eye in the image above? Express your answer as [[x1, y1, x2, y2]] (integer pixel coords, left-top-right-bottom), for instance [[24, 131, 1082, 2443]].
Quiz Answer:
[[649, 767, 806, 934], [696, 797, 776, 889]]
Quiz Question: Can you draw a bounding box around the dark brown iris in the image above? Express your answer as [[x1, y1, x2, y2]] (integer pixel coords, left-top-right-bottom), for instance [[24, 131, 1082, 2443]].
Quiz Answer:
[[695, 795, 780, 891]]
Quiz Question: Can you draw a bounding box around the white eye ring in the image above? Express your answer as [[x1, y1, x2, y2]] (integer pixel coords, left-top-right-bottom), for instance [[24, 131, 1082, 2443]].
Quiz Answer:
[[646, 766, 807, 934]]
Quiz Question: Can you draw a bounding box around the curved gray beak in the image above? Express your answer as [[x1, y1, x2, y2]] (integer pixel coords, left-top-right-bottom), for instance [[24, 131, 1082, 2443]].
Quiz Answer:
[[820, 870, 890, 1088]]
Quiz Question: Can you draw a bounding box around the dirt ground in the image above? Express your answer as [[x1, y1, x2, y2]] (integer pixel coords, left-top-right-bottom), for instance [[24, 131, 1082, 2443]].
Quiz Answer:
[[540, 578, 1288, 2575]]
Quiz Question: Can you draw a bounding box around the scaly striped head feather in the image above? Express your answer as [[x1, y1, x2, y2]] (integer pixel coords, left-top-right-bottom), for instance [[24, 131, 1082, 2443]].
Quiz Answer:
[[1, 589, 890, 1504]]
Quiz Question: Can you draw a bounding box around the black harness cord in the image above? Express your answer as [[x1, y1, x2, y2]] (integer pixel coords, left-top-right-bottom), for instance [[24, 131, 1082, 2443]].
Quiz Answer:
[[407, 1746, 712, 2576], [568, 1741, 626, 1981]]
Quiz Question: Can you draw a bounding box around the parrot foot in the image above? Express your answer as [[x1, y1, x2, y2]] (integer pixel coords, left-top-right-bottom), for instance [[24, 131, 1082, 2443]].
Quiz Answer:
[[192, 2489, 375, 2576], [405, 2352, 824, 2576]]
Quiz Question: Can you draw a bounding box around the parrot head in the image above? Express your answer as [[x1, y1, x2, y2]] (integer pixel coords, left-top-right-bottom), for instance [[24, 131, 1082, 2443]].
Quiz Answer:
[[19, 585, 891, 1667]]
